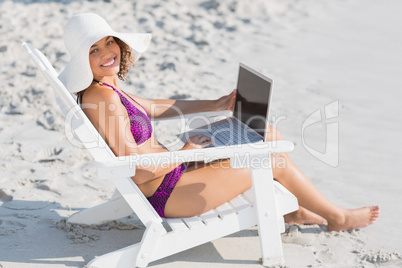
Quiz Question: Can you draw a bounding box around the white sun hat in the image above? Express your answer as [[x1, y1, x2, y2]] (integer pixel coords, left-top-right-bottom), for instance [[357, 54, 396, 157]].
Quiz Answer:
[[58, 13, 152, 94]]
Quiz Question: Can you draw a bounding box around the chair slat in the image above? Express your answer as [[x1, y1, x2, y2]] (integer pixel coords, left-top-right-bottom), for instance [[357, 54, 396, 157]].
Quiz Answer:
[[200, 209, 220, 225], [242, 188, 255, 204], [229, 195, 251, 213], [215, 203, 236, 219], [165, 218, 188, 232], [182, 216, 205, 229]]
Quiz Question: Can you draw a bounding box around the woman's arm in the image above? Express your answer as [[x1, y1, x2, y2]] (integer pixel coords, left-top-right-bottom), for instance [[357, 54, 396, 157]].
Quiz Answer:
[[130, 89, 236, 119]]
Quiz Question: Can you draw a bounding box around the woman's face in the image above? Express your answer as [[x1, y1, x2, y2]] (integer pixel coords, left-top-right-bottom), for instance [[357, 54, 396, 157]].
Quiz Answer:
[[89, 36, 121, 81]]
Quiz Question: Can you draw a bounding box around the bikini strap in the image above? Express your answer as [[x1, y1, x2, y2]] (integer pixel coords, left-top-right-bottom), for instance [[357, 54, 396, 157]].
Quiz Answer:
[[92, 79, 149, 116], [120, 90, 150, 117], [93, 79, 114, 90]]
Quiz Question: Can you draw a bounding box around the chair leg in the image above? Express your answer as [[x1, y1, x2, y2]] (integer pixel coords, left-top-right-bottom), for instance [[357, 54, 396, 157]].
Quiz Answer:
[[87, 221, 164, 268], [249, 155, 284, 266], [135, 221, 165, 267], [67, 197, 134, 225]]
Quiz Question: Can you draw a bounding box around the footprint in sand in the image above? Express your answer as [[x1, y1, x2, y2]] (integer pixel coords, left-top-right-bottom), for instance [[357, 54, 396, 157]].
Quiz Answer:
[[36, 147, 63, 162], [355, 249, 402, 265], [36, 110, 59, 131], [0, 215, 27, 235], [314, 248, 336, 263]]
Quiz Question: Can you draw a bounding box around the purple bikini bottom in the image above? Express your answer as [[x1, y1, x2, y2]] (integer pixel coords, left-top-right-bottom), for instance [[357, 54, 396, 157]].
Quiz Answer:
[[147, 163, 187, 218]]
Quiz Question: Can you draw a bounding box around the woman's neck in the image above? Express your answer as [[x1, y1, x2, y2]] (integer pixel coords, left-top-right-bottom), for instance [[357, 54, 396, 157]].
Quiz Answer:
[[93, 75, 119, 88]]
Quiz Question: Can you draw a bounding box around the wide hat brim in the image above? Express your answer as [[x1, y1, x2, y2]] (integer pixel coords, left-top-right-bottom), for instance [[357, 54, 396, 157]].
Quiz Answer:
[[58, 15, 151, 94]]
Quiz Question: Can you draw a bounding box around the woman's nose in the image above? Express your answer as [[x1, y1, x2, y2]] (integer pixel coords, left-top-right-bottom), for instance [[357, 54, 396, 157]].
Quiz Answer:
[[100, 51, 111, 59], [99, 48, 112, 59]]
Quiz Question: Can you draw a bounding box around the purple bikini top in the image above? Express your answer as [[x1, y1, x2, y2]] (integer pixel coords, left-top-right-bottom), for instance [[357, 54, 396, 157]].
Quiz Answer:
[[96, 81, 153, 145]]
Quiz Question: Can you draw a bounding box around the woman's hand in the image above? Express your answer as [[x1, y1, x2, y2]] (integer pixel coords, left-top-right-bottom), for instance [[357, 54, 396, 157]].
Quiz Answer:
[[215, 89, 236, 111], [181, 134, 215, 150]]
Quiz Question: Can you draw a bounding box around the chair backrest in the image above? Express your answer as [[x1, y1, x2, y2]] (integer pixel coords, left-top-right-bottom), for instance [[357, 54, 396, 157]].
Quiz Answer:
[[23, 42, 163, 224], [22, 43, 114, 162]]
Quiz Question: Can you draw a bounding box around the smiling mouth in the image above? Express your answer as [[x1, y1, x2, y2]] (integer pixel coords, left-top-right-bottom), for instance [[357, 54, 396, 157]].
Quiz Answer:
[[101, 57, 116, 67]]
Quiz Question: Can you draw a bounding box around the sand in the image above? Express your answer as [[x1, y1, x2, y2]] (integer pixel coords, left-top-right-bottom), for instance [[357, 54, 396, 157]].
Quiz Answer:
[[0, 0, 401, 267]]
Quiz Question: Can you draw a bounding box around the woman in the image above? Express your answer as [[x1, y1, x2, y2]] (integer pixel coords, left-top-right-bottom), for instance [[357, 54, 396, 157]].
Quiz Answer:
[[59, 13, 379, 231]]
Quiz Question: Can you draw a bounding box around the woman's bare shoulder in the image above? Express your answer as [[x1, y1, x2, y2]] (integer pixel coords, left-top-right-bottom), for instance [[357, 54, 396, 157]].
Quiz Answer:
[[82, 84, 120, 105]]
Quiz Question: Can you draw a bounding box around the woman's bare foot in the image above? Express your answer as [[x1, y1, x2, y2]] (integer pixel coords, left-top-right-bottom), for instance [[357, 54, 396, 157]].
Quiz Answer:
[[327, 206, 380, 231], [284, 206, 327, 225]]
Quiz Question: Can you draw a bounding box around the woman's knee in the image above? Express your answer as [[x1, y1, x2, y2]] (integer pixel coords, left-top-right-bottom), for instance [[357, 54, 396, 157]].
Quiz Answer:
[[265, 125, 283, 142]]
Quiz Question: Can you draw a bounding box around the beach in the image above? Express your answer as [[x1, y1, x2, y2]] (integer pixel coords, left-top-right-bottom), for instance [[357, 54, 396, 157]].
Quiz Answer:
[[1, 0, 402, 267]]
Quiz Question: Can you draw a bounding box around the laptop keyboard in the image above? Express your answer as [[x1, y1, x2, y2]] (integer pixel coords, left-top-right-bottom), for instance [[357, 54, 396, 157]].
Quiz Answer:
[[210, 118, 262, 145]]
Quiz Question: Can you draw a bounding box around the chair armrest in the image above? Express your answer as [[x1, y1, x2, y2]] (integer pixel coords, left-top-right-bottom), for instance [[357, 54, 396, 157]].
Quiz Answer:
[[95, 140, 294, 180]]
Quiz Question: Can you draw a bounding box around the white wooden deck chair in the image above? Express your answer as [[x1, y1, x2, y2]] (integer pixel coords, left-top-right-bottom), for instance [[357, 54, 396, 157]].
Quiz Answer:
[[23, 42, 299, 267]]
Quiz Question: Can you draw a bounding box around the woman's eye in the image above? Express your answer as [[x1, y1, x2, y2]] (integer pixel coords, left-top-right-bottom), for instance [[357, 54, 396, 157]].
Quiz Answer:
[[107, 41, 114, 45], [90, 49, 98, 54]]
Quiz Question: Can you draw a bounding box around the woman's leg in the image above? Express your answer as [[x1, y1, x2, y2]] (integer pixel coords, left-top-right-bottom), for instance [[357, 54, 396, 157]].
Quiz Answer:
[[164, 160, 252, 218], [283, 206, 327, 225], [165, 158, 332, 225], [165, 126, 379, 231], [265, 126, 327, 225], [266, 126, 380, 231]]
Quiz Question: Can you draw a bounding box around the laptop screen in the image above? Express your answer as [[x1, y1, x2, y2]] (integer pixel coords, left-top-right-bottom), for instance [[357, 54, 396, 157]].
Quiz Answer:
[[233, 63, 273, 137]]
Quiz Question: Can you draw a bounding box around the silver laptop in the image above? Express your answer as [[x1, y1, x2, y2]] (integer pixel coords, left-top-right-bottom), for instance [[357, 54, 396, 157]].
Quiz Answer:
[[181, 63, 273, 147]]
